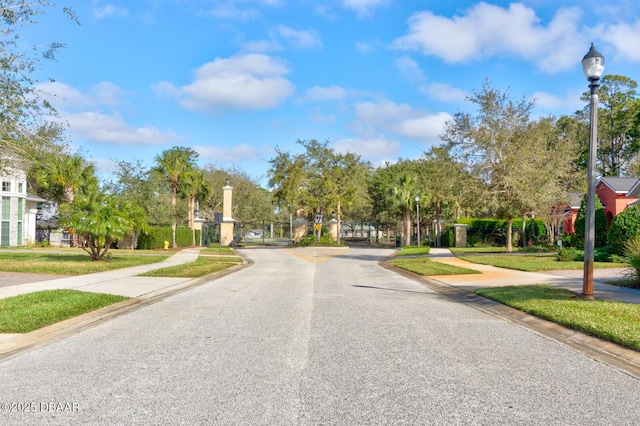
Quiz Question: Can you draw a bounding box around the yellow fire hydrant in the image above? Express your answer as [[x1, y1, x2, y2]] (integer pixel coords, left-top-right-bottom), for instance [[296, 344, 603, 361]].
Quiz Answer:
[[163, 240, 169, 250]]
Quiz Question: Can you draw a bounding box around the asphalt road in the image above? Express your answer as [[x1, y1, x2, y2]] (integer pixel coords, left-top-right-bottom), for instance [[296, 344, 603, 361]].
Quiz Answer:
[[1, 247, 640, 425]]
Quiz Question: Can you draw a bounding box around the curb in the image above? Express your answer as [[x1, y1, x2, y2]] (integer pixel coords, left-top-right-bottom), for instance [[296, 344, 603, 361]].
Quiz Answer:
[[380, 260, 640, 380], [0, 258, 252, 362]]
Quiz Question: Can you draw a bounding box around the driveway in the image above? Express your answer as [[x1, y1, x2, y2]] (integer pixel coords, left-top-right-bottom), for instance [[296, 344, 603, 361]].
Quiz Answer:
[[0, 247, 639, 425]]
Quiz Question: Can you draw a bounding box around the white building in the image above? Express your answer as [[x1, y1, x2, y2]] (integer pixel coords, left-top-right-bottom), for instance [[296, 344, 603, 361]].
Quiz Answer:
[[0, 166, 45, 246]]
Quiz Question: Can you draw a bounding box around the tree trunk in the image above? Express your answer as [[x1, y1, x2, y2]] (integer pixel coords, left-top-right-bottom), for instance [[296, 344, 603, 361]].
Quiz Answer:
[[530, 213, 535, 245], [522, 214, 527, 248], [171, 222, 177, 248], [171, 186, 177, 248], [403, 206, 411, 246], [506, 218, 513, 252], [436, 198, 442, 247], [336, 200, 341, 245]]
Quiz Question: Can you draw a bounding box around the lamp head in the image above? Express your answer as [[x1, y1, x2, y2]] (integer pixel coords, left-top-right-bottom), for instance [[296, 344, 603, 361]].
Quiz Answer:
[[582, 43, 605, 82]]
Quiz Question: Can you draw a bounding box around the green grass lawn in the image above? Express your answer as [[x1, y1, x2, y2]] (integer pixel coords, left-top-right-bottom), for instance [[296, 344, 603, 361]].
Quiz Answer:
[[395, 246, 431, 256], [475, 285, 640, 351], [389, 257, 479, 276], [458, 254, 626, 272], [0, 248, 243, 334], [0, 251, 170, 275], [200, 246, 236, 255], [0, 290, 128, 333], [139, 255, 243, 278], [450, 247, 514, 254]]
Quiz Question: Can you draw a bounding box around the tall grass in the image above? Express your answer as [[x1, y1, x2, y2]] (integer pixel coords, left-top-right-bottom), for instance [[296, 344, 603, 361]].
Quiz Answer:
[[623, 235, 640, 288]]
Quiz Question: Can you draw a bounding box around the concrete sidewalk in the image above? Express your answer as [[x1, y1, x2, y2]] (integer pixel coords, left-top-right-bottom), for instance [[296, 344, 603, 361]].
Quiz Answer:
[[428, 247, 640, 303], [0, 248, 203, 300]]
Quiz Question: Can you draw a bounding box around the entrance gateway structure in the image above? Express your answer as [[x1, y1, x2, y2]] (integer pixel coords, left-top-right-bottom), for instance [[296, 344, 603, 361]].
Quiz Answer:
[[220, 179, 236, 246]]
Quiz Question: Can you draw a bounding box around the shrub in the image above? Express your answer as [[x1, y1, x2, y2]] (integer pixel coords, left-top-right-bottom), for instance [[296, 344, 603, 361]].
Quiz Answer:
[[557, 248, 583, 262], [608, 205, 640, 254], [137, 227, 201, 249], [594, 245, 618, 262], [441, 227, 454, 247], [522, 244, 555, 253], [623, 235, 640, 288], [574, 195, 607, 248], [559, 233, 581, 249], [456, 217, 547, 247], [296, 234, 339, 247]]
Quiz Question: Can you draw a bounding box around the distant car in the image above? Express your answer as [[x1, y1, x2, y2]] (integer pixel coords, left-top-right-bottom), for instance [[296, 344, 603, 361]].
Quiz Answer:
[[246, 230, 264, 239]]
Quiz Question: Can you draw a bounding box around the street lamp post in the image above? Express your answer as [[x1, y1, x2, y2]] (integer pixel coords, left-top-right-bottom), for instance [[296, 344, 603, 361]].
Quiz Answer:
[[415, 195, 420, 247], [581, 43, 605, 299]]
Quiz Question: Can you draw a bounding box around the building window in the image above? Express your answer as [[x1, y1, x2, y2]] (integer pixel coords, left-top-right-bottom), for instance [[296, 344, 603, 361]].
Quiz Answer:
[[17, 198, 22, 246], [1, 197, 9, 220], [1, 182, 10, 192], [18, 182, 23, 193], [1, 197, 9, 246]]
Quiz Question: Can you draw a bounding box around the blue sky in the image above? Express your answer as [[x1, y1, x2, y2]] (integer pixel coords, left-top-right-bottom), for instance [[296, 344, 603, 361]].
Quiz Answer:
[[25, 0, 640, 187]]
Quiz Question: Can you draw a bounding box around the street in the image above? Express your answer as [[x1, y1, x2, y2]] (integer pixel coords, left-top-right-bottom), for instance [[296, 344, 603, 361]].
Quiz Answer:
[[1, 247, 639, 425]]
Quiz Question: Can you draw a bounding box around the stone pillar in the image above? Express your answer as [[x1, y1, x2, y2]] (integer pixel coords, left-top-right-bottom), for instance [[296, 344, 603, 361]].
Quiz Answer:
[[220, 181, 236, 246], [328, 219, 338, 241], [293, 217, 308, 243], [194, 217, 205, 246], [454, 224, 468, 248]]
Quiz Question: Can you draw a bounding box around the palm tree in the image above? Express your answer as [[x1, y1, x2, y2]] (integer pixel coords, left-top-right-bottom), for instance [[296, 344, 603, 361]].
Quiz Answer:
[[152, 147, 198, 248], [30, 154, 97, 203], [179, 167, 211, 246], [390, 172, 419, 246], [66, 190, 148, 260]]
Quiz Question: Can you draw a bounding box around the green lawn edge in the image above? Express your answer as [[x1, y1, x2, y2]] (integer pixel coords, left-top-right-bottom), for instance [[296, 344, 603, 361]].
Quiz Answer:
[[0, 251, 170, 275], [458, 254, 626, 272], [389, 257, 479, 276], [139, 255, 243, 278], [475, 285, 640, 351], [0, 289, 128, 333]]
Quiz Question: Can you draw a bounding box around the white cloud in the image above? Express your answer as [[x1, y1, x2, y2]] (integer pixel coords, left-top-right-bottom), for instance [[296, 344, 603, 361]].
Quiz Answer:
[[343, 0, 390, 17], [160, 54, 295, 112], [243, 39, 283, 53], [36, 81, 180, 146], [300, 86, 347, 102], [152, 81, 182, 98], [66, 112, 180, 146], [37, 81, 124, 109], [311, 108, 336, 124], [333, 137, 401, 159], [244, 26, 321, 53], [421, 83, 468, 103], [531, 90, 584, 113], [90, 158, 118, 175], [353, 99, 451, 145], [201, 0, 282, 20], [194, 143, 260, 162], [394, 56, 425, 83], [602, 20, 640, 62], [277, 26, 322, 49], [92, 0, 127, 20], [394, 3, 585, 73], [355, 41, 375, 52], [355, 100, 413, 123], [395, 113, 451, 141], [204, 5, 259, 21]]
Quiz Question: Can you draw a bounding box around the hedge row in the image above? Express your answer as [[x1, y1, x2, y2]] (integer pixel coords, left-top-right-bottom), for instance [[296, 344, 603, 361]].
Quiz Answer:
[[137, 227, 201, 250], [454, 217, 546, 247]]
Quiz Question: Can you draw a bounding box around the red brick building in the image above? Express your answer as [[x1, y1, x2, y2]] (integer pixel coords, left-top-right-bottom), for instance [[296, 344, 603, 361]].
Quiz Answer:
[[596, 177, 639, 227]]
